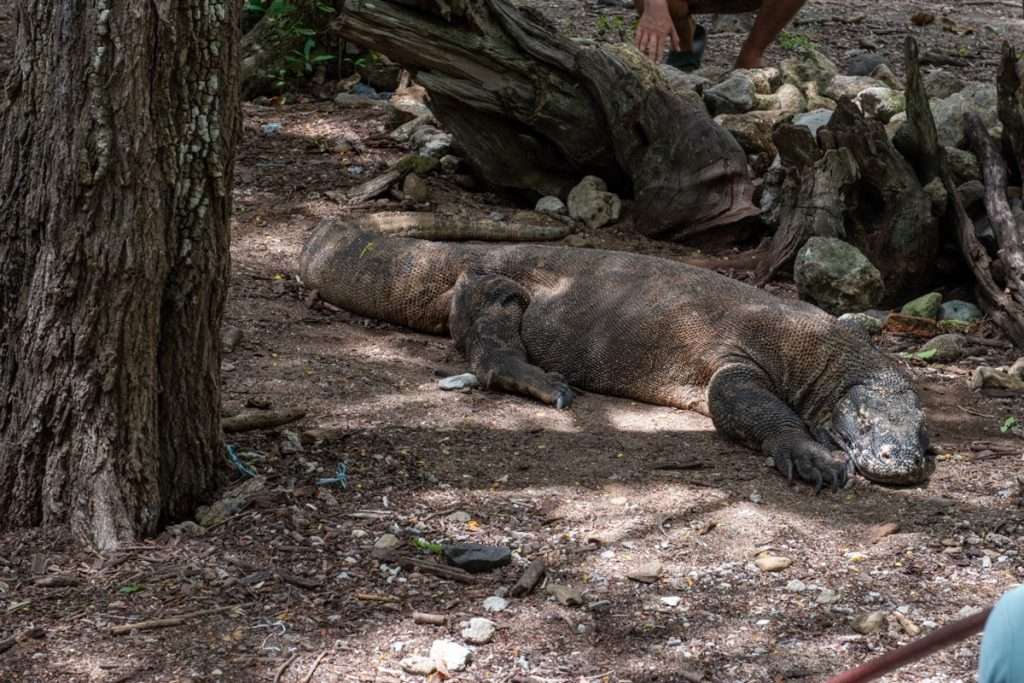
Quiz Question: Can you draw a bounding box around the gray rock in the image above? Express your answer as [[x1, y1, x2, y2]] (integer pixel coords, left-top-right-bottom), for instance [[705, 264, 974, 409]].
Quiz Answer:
[[853, 611, 887, 635], [781, 48, 839, 91], [753, 83, 806, 113], [923, 178, 948, 216], [792, 108, 833, 138], [901, 292, 942, 319], [442, 543, 512, 573], [794, 237, 885, 314], [710, 12, 756, 34], [167, 521, 206, 537], [735, 67, 782, 94], [786, 579, 807, 592], [870, 64, 902, 90], [825, 75, 886, 101], [838, 312, 884, 335], [939, 300, 983, 323], [567, 176, 622, 229], [816, 588, 840, 604], [854, 87, 905, 123], [917, 334, 971, 362], [704, 72, 757, 115], [419, 134, 453, 158], [714, 113, 776, 156], [390, 114, 434, 143], [461, 618, 496, 645], [439, 155, 461, 173], [401, 655, 437, 676], [658, 64, 711, 100], [886, 111, 908, 140], [375, 533, 402, 551], [429, 640, 471, 672], [403, 173, 430, 203], [546, 583, 584, 606], [923, 68, 966, 99], [945, 147, 981, 184], [438, 373, 479, 391], [535, 196, 567, 214], [845, 51, 884, 77], [627, 560, 664, 584], [482, 596, 509, 612], [804, 82, 838, 111], [930, 83, 1000, 148]]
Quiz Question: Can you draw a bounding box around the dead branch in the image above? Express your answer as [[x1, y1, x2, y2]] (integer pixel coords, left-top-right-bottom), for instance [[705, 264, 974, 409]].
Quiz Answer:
[[222, 408, 306, 433], [509, 558, 547, 598], [109, 603, 250, 635]]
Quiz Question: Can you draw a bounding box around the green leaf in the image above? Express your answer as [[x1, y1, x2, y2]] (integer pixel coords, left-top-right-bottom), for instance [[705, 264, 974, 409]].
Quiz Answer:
[[1001, 416, 1018, 433], [118, 584, 143, 594], [912, 348, 938, 361], [413, 537, 444, 554]]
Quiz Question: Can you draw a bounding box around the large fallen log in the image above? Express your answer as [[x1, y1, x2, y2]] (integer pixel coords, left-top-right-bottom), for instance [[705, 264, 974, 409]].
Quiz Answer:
[[332, 0, 759, 241]]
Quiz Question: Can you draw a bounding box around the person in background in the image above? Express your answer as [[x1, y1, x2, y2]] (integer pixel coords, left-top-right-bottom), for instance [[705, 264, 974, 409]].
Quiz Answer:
[[633, 0, 808, 70], [978, 585, 1024, 683]]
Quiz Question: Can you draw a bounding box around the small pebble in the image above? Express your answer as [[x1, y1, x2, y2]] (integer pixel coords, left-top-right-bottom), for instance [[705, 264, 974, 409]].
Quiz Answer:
[[755, 555, 792, 572], [429, 640, 471, 672], [852, 611, 886, 634], [786, 579, 807, 592], [546, 583, 584, 606], [374, 534, 401, 551], [817, 588, 840, 604], [660, 596, 682, 607], [628, 560, 663, 583], [482, 596, 509, 612], [400, 655, 436, 675], [461, 617, 496, 645]]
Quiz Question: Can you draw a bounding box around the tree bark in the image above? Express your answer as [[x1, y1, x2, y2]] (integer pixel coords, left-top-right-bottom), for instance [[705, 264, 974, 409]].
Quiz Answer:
[[333, 0, 759, 242], [0, 1, 240, 549]]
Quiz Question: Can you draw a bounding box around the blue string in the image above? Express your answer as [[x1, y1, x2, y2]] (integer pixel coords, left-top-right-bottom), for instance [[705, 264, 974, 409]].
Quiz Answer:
[[226, 444, 257, 478], [317, 463, 348, 488]]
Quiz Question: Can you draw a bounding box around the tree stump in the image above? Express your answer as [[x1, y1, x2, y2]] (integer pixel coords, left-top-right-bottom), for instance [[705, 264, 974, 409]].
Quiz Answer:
[[333, 0, 759, 241]]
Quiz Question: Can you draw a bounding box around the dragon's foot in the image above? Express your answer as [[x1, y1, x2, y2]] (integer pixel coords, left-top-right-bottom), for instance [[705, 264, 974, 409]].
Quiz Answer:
[[768, 438, 851, 493]]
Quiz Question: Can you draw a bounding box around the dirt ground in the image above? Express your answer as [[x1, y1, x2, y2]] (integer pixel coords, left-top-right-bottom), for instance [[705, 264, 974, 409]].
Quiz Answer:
[[3, 1, 1024, 682]]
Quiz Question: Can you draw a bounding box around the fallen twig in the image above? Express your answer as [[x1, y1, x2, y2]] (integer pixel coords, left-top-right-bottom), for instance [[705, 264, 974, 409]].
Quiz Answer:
[[376, 552, 477, 584], [412, 611, 447, 625], [301, 649, 329, 683], [274, 652, 299, 683], [510, 558, 546, 598], [0, 627, 45, 654], [109, 603, 250, 635], [222, 408, 306, 433]]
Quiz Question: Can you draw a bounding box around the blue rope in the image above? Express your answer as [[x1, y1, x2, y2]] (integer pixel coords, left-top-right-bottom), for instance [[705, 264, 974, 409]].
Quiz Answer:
[[317, 463, 348, 489], [226, 444, 257, 478]]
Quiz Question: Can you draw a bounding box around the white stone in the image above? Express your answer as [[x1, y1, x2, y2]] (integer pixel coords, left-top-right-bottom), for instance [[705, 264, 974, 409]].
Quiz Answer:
[[430, 640, 471, 672], [482, 596, 509, 612], [461, 617, 496, 645]]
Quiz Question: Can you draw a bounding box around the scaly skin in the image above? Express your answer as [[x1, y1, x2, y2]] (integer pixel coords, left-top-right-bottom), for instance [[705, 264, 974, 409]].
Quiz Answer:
[[300, 221, 935, 488]]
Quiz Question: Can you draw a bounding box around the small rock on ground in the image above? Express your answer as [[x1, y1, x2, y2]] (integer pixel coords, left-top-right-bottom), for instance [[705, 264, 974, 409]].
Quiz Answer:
[[401, 655, 436, 675], [755, 555, 792, 572], [628, 560, 664, 584], [443, 543, 512, 573], [901, 292, 943, 319], [482, 596, 509, 612], [461, 618, 496, 645], [430, 640, 471, 672], [547, 583, 584, 606], [853, 611, 886, 634]]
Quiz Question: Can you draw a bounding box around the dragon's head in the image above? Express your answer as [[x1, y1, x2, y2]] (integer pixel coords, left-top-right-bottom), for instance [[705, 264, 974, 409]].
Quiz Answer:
[[829, 372, 935, 485]]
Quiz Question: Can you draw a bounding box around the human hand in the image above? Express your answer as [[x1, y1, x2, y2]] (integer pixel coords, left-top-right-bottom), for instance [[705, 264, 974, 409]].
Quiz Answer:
[[634, 0, 680, 63]]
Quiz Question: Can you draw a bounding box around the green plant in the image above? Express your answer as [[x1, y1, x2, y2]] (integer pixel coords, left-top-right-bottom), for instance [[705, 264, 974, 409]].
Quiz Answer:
[[778, 30, 815, 54], [595, 15, 631, 43], [1001, 416, 1018, 433], [244, 0, 337, 89]]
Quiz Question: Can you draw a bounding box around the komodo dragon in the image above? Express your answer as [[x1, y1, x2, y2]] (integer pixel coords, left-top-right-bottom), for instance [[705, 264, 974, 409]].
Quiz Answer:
[[300, 220, 935, 490]]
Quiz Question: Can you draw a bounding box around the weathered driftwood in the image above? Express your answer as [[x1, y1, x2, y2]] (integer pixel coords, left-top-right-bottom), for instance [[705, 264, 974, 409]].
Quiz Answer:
[[333, 0, 759, 241], [997, 43, 1024, 180], [818, 98, 936, 300], [759, 86, 936, 297], [903, 37, 1024, 346], [757, 147, 859, 284]]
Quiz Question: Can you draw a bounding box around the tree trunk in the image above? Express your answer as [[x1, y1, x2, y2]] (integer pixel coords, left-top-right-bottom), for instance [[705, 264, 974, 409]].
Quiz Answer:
[[333, 0, 759, 242], [0, 1, 240, 549]]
